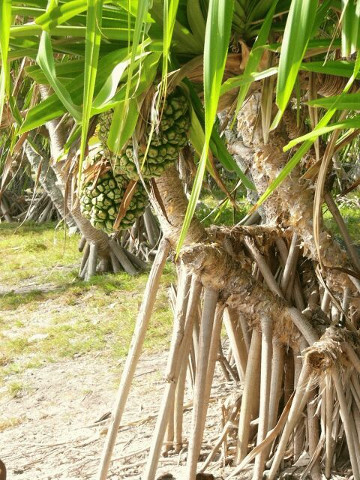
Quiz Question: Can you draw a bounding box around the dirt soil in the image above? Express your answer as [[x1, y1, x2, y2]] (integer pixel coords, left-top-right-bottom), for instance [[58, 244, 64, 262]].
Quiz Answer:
[[0, 350, 234, 480]]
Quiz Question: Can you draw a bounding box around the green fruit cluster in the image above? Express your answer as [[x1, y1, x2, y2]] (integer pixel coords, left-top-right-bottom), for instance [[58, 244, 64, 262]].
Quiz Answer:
[[98, 89, 190, 181], [80, 156, 148, 233]]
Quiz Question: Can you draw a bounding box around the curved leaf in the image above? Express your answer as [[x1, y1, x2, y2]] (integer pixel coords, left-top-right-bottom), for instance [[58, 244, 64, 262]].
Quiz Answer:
[[79, 0, 103, 185], [0, 0, 11, 124], [176, 0, 234, 255], [36, 31, 82, 121], [272, 0, 318, 128]]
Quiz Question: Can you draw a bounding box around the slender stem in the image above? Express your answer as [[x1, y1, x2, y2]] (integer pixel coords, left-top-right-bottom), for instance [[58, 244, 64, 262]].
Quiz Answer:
[[293, 348, 304, 460], [332, 367, 360, 479], [287, 307, 319, 345], [223, 308, 247, 381], [253, 316, 273, 480], [86, 243, 98, 280], [109, 240, 138, 276], [275, 237, 305, 310], [280, 233, 299, 297], [321, 289, 331, 313], [110, 251, 122, 273], [307, 388, 321, 479], [236, 329, 261, 463], [174, 360, 187, 453], [267, 363, 314, 480], [79, 243, 90, 278], [244, 236, 284, 298], [143, 277, 202, 480], [186, 288, 219, 479], [96, 239, 170, 480]]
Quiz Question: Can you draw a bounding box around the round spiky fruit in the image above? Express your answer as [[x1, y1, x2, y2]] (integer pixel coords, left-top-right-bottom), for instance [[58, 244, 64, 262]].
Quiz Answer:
[[80, 157, 148, 233], [98, 110, 112, 147], [97, 88, 190, 181]]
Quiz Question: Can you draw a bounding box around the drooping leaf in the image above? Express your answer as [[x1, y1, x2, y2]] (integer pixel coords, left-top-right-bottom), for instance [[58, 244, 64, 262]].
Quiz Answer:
[[19, 47, 133, 132], [36, 31, 82, 121], [307, 92, 360, 111], [107, 0, 152, 154], [186, 0, 206, 43], [176, 0, 234, 255], [232, 1, 278, 122], [78, 0, 103, 186], [272, 0, 318, 129], [284, 116, 360, 148], [11, 23, 130, 40], [300, 60, 360, 78], [108, 97, 140, 154], [220, 67, 278, 96], [341, 0, 360, 57], [36, 0, 88, 31], [0, 0, 12, 124]]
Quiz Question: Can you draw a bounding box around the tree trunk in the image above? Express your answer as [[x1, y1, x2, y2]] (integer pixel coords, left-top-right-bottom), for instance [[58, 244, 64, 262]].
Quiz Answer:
[[24, 141, 77, 230]]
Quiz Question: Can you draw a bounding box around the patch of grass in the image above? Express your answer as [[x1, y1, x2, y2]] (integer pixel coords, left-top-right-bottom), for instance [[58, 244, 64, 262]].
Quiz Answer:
[[0, 223, 175, 390], [7, 381, 26, 398], [0, 416, 23, 432], [0, 222, 81, 287]]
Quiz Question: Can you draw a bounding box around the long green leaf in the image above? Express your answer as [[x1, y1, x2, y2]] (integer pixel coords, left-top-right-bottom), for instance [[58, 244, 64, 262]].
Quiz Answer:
[[283, 116, 360, 145], [307, 92, 360, 110], [20, 47, 131, 133], [186, 0, 206, 43], [176, 0, 234, 255], [109, 98, 139, 153], [341, 0, 360, 57], [78, 0, 103, 186], [107, 0, 151, 154], [36, 0, 87, 31], [220, 67, 278, 96], [36, 31, 82, 121], [185, 76, 255, 190], [232, 1, 278, 121], [20, 49, 159, 133], [11, 24, 131, 40], [92, 51, 150, 110], [161, 0, 180, 96], [26, 59, 85, 83], [0, 0, 11, 124], [300, 60, 360, 78], [272, 0, 318, 129]]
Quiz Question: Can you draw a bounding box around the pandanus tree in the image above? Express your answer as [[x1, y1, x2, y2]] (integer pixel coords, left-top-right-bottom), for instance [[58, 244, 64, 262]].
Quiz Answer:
[[2, 0, 360, 478]]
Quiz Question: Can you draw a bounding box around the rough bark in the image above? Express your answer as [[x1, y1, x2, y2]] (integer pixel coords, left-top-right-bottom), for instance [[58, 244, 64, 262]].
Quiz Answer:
[[38, 85, 112, 258], [152, 166, 206, 248], [24, 142, 77, 230], [229, 94, 357, 295]]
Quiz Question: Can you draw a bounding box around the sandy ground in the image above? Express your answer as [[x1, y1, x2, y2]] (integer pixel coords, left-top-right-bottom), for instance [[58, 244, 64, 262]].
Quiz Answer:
[[0, 349, 233, 480]]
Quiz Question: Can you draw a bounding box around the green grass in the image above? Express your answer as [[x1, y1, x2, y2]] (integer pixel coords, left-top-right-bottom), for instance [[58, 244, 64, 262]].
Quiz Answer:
[[323, 193, 360, 245], [0, 222, 175, 391], [198, 191, 251, 228]]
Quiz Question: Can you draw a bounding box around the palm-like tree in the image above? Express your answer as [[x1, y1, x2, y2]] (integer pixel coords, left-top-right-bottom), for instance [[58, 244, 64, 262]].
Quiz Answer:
[[1, 1, 360, 479]]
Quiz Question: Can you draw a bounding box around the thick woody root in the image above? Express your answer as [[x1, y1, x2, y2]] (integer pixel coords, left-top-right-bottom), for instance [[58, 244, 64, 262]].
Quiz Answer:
[[78, 209, 161, 281], [135, 232, 360, 480], [95, 177, 360, 480]]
